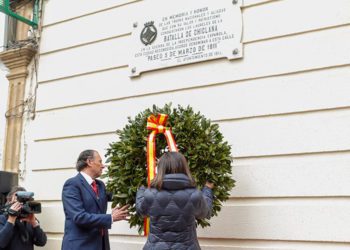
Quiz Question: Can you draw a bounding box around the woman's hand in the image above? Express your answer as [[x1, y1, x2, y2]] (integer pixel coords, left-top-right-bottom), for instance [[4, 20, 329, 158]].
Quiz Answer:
[[205, 181, 214, 189]]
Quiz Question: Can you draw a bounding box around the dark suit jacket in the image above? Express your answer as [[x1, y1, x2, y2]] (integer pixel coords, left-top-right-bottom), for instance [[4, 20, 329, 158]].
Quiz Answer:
[[61, 173, 111, 250], [0, 215, 47, 250]]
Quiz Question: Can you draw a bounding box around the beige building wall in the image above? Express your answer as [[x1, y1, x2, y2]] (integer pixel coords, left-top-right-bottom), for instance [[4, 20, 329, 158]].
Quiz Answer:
[[0, 14, 8, 170], [14, 0, 350, 249]]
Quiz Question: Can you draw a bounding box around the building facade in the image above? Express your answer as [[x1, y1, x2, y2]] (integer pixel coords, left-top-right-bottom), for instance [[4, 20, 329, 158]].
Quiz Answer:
[[1, 0, 350, 249]]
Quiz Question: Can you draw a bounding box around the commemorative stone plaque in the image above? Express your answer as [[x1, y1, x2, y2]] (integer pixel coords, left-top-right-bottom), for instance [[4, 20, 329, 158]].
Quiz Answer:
[[129, 0, 243, 77]]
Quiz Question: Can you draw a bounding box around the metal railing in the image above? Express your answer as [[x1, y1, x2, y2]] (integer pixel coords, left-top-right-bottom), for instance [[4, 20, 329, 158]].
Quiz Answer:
[[0, 0, 38, 28]]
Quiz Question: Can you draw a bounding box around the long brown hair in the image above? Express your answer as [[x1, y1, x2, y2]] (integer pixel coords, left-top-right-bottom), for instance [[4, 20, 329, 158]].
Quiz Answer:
[[151, 152, 195, 190]]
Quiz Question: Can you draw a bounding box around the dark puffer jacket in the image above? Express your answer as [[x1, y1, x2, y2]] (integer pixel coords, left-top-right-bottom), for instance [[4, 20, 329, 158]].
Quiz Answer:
[[136, 173, 213, 250]]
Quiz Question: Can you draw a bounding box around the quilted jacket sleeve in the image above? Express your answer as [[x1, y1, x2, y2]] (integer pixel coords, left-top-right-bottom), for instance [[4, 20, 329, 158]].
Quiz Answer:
[[194, 186, 213, 219], [136, 186, 150, 216]]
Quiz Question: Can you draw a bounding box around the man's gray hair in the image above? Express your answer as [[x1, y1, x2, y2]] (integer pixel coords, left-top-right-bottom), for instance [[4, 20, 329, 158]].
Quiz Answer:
[[76, 150, 96, 171]]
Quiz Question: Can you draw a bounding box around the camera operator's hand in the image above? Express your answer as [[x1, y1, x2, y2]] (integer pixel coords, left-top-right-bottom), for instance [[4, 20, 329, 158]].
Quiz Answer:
[[21, 213, 40, 228], [7, 202, 22, 224]]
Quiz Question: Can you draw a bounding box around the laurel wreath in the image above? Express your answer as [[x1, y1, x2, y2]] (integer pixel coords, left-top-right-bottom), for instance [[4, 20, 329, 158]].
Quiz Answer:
[[105, 104, 235, 233]]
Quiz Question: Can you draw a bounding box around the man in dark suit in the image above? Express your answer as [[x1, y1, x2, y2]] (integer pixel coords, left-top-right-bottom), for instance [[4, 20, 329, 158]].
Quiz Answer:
[[61, 150, 128, 250]]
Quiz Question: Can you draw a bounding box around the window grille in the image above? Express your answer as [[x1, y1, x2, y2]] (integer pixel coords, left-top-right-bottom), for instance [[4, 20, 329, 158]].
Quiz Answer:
[[0, 0, 38, 28]]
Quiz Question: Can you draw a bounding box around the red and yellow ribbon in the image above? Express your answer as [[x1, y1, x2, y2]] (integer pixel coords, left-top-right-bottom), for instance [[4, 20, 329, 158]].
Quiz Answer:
[[144, 114, 178, 235]]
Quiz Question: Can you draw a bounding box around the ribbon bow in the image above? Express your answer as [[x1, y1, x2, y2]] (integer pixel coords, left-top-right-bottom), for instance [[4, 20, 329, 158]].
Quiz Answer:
[[144, 114, 178, 235]]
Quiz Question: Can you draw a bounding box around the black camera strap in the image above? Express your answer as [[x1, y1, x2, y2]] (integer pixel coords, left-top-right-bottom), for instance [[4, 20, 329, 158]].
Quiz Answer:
[[0, 203, 9, 214]]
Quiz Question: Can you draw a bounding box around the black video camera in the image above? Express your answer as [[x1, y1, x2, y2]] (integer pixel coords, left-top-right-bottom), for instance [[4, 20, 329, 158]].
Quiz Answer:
[[1, 191, 41, 218]]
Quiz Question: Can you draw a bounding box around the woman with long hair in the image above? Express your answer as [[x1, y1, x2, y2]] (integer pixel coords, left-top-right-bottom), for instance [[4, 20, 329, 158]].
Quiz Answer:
[[136, 152, 214, 250]]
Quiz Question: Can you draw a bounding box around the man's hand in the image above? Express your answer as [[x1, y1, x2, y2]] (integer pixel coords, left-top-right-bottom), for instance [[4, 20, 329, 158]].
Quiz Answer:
[[7, 202, 21, 224], [111, 204, 129, 222]]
